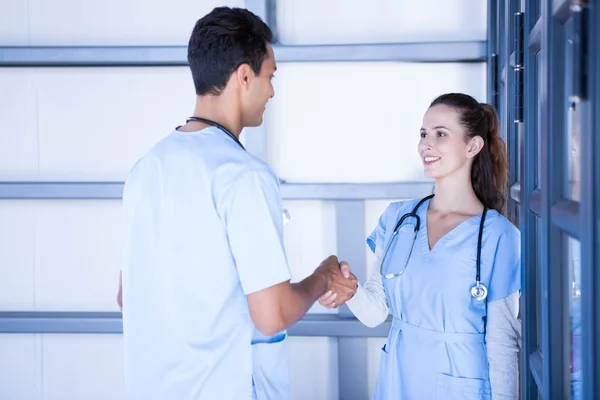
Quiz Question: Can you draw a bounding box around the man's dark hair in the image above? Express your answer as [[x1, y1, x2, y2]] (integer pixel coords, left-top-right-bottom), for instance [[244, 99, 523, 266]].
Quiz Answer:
[[187, 7, 273, 96]]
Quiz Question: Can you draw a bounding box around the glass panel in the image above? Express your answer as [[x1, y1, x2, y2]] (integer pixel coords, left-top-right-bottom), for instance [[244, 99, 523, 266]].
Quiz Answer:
[[282, 201, 338, 314], [42, 335, 126, 399], [565, 234, 582, 400], [0, 67, 194, 181], [276, 0, 486, 45], [565, 102, 581, 201], [0, 0, 28, 46], [536, 217, 543, 350], [564, 20, 581, 201], [289, 337, 339, 400], [0, 200, 35, 311], [267, 62, 486, 183], [0, 69, 38, 178], [536, 52, 543, 189], [2, 0, 244, 46], [0, 200, 121, 311], [0, 334, 38, 400], [517, 122, 523, 186], [33, 200, 122, 311]]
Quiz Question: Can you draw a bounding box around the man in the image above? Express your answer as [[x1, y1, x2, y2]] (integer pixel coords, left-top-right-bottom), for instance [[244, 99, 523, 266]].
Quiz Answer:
[[119, 7, 357, 400]]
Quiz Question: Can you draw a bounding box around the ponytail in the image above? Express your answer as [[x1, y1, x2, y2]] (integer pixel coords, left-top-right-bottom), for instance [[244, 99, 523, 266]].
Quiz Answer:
[[430, 94, 509, 215], [475, 104, 508, 214]]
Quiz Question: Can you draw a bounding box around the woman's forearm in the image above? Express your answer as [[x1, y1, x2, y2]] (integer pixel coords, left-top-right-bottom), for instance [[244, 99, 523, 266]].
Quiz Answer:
[[346, 252, 389, 328], [486, 291, 521, 399]]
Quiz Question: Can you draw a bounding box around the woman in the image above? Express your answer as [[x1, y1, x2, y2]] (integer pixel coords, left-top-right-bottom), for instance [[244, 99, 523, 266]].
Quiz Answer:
[[320, 93, 521, 399]]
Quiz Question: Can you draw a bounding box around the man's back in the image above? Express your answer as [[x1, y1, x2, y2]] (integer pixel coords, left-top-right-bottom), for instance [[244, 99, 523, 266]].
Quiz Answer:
[[118, 7, 356, 399], [121, 127, 291, 399]]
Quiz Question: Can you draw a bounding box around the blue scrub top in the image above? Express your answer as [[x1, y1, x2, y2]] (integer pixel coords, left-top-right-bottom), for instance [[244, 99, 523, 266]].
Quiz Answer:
[[367, 198, 521, 399]]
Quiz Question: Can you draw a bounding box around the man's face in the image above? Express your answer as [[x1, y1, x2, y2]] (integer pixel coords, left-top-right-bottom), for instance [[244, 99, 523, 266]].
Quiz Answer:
[[241, 43, 276, 127]]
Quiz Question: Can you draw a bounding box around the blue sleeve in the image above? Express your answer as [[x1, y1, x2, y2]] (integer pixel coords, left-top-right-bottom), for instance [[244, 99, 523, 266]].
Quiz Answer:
[[222, 168, 291, 295], [488, 225, 521, 302], [366, 204, 393, 254]]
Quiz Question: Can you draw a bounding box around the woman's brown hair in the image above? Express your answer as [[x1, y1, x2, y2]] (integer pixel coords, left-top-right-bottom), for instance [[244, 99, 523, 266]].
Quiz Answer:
[[430, 93, 508, 215]]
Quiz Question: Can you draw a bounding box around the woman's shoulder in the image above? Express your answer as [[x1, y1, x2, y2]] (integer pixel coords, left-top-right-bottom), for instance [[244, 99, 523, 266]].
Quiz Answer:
[[479, 212, 521, 259], [372, 198, 428, 233], [485, 211, 520, 239]]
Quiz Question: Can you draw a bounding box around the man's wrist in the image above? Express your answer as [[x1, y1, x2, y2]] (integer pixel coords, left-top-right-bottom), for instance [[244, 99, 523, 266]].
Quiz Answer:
[[314, 268, 331, 293]]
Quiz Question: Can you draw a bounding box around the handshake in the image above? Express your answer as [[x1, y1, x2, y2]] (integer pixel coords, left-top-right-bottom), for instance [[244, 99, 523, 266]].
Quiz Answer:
[[314, 255, 358, 309]]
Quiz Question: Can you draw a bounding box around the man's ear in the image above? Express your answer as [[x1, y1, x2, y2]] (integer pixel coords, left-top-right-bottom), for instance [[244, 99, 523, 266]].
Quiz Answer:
[[235, 63, 253, 90], [467, 136, 485, 159]]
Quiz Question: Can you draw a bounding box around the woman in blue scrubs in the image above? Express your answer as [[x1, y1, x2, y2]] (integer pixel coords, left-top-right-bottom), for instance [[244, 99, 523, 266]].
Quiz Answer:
[[320, 93, 521, 399]]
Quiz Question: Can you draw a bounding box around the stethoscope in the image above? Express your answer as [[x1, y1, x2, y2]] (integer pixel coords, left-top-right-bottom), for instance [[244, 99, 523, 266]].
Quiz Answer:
[[379, 194, 489, 301], [186, 116, 245, 150], [186, 116, 292, 227]]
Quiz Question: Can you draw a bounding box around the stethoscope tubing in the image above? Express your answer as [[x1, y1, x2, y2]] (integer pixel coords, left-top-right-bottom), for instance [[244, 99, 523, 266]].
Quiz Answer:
[[186, 116, 245, 150], [380, 195, 488, 301]]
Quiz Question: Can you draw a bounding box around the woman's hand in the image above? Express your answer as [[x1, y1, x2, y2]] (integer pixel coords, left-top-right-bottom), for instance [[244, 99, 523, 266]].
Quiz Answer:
[[318, 262, 357, 309]]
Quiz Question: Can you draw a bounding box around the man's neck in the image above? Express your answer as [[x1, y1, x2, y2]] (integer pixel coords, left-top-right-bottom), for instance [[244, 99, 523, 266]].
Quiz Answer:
[[183, 95, 243, 138]]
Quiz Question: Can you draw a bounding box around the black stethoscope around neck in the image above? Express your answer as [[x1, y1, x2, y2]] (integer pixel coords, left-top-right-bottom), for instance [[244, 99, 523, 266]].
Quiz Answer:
[[186, 116, 245, 150], [379, 194, 489, 301]]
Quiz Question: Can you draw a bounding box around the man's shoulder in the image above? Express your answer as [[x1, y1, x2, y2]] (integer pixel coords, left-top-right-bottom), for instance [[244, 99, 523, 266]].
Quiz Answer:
[[213, 144, 278, 184], [123, 130, 181, 185], [215, 162, 279, 196]]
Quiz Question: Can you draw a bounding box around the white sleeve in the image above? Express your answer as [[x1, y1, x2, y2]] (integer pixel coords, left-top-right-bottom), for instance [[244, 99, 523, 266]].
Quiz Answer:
[[222, 168, 291, 295], [485, 291, 521, 400], [346, 248, 390, 328]]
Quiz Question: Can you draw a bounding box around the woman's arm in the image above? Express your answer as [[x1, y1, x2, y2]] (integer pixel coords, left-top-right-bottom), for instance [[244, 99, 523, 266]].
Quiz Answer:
[[345, 265, 389, 328], [319, 248, 390, 328], [485, 291, 521, 399]]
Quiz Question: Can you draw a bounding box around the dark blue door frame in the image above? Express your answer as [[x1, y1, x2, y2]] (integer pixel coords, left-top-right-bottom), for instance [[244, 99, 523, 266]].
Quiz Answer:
[[580, 1, 600, 398], [491, 0, 599, 399], [540, 0, 569, 397]]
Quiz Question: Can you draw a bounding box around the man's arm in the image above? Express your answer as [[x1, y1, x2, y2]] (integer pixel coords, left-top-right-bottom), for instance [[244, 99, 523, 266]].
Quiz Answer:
[[219, 168, 356, 336], [248, 257, 329, 336], [247, 255, 356, 336]]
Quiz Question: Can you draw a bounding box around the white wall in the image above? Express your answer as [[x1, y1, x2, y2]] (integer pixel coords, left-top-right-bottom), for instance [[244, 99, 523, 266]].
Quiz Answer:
[[276, 0, 486, 45], [0, 0, 244, 46], [266, 62, 486, 183], [0, 0, 487, 399]]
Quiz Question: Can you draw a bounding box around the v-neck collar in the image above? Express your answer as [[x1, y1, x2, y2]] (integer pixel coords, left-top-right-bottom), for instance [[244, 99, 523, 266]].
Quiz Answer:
[[419, 198, 488, 254]]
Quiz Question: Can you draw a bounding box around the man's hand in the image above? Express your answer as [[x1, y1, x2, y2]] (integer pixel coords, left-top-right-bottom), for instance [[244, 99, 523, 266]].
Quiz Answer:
[[317, 261, 357, 309], [247, 255, 346, 336], [313, 255, 342, 288]]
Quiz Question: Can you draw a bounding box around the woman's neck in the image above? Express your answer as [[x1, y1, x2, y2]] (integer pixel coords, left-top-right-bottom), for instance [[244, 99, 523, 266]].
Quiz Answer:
[[430, 173, 483, 215]]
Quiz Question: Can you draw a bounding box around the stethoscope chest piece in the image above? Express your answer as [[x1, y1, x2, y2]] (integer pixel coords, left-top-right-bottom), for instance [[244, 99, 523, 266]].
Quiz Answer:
[[471, 283, 488, 301]]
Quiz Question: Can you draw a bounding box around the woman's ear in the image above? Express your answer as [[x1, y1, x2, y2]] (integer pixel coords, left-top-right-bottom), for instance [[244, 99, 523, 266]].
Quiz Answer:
[[466, 136, 485, 159]]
